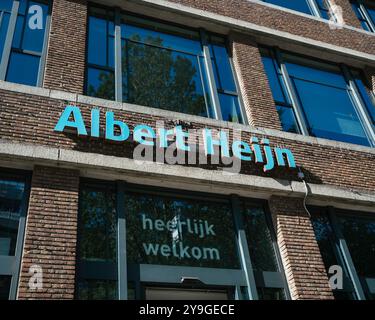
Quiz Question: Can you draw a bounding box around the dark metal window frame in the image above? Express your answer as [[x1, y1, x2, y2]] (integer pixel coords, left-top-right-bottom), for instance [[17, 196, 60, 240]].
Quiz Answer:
[[0, 0, 51, 86], [311, 205, 375, 300], [262, 46, 375, 147], [76, 178, 290, 300], [0, 167, 31, 300], [85, 3, 248, 125]]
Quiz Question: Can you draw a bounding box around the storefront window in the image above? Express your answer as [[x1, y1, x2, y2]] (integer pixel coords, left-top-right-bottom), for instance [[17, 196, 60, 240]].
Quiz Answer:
[[86, 5, 244, 123], [261, 47, 375, 147], [126, 192, 240, 269], [0, 0, 50, 86], [311, 207, 375, 300], [76, 180, 289, 300], [0, 169, 30, 300]]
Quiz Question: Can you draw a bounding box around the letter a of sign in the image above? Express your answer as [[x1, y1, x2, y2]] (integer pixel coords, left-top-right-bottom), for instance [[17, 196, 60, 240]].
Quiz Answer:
[[28, 5, 43, 30]]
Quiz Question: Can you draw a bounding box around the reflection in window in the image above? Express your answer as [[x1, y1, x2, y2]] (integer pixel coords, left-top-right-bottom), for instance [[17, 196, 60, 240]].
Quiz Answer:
[[242, 204, 278, 272], [2, 0, 50, 86], [126, 193, 240, 269], [76, 279, 117, 300], [86, 5, 244, 123], [311, 207, 375, 300], [0, 276, 11, 300], [0, 178, 25, 256], [261, 48, 375, 147], [257, 287, 285, 300], [79, 185, 116, 262]]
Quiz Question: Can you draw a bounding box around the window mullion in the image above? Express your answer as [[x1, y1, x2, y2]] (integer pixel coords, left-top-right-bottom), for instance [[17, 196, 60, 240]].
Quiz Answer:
[[231, 195, 259, 300], [308, 0, 322, 17], [37, 4, 52, 87], [274, 48, 310, 136], [116, 181, 127, 300], [341, 65, 375, 147], [200, 29, 223, 121], [328, 208, 367, 300], [0, 0, 19, 80], [114, 8, 123, 102], [359, 1, 375, 32]]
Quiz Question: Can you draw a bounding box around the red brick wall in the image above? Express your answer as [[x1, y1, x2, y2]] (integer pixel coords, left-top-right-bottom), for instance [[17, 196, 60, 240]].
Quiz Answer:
[[169, 0, 375, 54], [230, 33, 282, 130], [269, 196, 334, 300], [43, 0, 87, 94], [17, 166, 80, 299]]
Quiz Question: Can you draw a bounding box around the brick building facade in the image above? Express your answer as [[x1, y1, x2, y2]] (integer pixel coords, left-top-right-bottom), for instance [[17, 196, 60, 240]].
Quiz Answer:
[[0, 0, 374, 300]]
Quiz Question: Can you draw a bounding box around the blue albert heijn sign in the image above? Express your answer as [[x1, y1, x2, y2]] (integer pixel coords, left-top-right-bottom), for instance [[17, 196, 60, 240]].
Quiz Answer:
[[54, 105, 297, 172]]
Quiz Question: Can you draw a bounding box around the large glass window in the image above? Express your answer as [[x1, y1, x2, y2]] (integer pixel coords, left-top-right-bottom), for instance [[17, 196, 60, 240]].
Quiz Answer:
[[351, 0, 375, 32], [86, 5, 245, 123], [262, 0, 330, 18], [0, 169, 30, 300], [0, 0, 50, 86], [261, 47, 375, 147], [311, 207, 375, 300], [76, 180, 288, 300]]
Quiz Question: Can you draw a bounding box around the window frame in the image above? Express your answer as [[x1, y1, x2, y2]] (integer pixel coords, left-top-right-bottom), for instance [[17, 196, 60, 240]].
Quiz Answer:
[[0, 0, 51, 87], [351, 0, 375, 32], [310, 206, 375, 300], [0, 167, 31, 300], [76, 179, 290, 300], [84, 4, 248, 125], [262, 46, 375, 147]]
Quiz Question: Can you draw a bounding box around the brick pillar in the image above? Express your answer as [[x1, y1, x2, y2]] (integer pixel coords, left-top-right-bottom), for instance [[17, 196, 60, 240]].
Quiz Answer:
[[332, 0, 363, 29], [43, 0, 88, 94], [17, 166, 80, 300], [230, 33, 282, 130], [269, 196, 334, 300]]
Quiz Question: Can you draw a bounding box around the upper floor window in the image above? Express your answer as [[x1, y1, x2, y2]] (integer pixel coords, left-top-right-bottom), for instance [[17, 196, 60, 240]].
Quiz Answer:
[[0, 0, 50, 86], [262, 0, 330, 18], [351, 0, 375, 32], [311, 207, 375, 300], [261, 47, 375, 147], [86, 5, 245, 124]]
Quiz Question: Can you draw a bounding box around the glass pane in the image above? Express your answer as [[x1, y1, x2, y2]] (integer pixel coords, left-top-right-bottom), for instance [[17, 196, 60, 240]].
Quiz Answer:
[[292, 77, 370, 146], [211, 44, 236, 92], [276, 105, 300, 133], [0, 12, 10, 58], [354, 77, 375, 125], [242, 205, 278, 272], [338, 215, 375, 278], [76, 279, 117, 300], [12, 15, 24, 49], [257, 287, 285, 300], [122, 22, 202, 55], [6, 51, 39, 86], [218, 93, 242, 123], [123, 41, 208, 117], [366, 6, 375, 27], [88, 16, 108, 66], [0, 178, 25, 256], [263, 0, 312, 14], [126, 193, 240, 269], [261, 54, 288, 104], [86, 67, 115, 101], [0, 0, 13, 11], [22, 1, 48, 52], [316, 0, 330, 19], [79, 186, 116, 262], [0, 276, 11, 300]]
